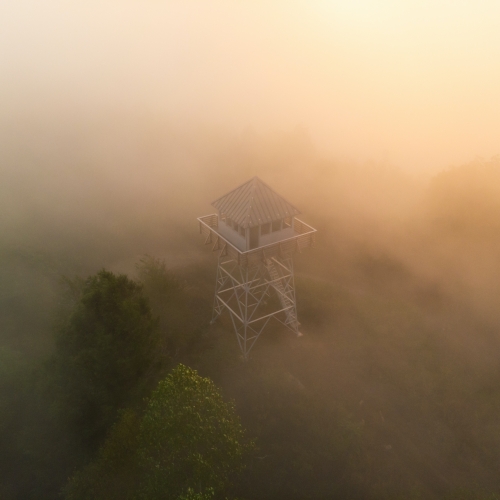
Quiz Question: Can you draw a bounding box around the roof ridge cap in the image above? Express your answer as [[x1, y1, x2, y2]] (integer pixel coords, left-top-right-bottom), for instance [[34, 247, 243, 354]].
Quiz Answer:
[[242, 176, 258, 227]]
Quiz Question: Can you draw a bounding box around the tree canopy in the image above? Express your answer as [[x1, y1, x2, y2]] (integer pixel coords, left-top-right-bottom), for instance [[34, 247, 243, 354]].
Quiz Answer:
[[49, 270, 159, 448], [138, 364, 250, 499], [63, 364, 251, 500]]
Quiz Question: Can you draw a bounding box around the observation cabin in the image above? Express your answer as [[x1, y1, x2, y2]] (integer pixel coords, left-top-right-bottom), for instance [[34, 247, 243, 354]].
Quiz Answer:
[[197, 177, 317, 359], [198, 177, 316, 266]]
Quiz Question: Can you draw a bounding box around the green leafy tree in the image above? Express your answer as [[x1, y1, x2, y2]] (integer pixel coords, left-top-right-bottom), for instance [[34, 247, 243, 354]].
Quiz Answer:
[[49, 270, 159, 449], [63, 409, 141, 500], [137, 364, 251, 499], [64, 364, 251, 500]]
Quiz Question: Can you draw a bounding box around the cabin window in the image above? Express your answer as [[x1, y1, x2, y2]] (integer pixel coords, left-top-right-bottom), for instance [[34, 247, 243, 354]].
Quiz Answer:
[[272, 220, 281, 232], [283, 216, 292, 228], [239, 226, 245, 237], [233, 223, 239, 232], [261, 223, 271, 235], [226, 217, 232, 226]]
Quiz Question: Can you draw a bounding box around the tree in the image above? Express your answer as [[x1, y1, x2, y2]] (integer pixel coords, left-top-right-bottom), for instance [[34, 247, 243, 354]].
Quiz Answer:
[[137, 364, 250, 500], [49, 270, 158, 449], [63, 409, 141, 500], [63, 364, 251, 500]]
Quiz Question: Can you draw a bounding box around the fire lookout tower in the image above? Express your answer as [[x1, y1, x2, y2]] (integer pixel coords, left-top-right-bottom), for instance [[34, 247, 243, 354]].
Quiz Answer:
[[198, 177, 317, 359]]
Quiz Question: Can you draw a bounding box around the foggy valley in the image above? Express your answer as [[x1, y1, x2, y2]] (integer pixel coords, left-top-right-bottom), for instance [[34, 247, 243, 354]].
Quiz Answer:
[[2, 2, 500, 499]]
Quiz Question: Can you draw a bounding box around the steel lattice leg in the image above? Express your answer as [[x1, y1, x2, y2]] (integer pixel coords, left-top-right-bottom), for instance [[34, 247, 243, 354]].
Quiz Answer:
[[210, 255, 301, 359]]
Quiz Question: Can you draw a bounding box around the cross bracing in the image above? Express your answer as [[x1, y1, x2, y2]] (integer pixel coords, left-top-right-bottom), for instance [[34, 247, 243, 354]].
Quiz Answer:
[[210, 254, 300, 359]]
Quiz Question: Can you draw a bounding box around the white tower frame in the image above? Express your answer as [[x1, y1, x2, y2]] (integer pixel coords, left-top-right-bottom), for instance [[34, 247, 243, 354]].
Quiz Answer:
[[198, 214, 316, 359]]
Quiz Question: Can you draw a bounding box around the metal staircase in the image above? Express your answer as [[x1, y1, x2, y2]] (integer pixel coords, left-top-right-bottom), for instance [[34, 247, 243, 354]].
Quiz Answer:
[[265, 258, 300, 333]]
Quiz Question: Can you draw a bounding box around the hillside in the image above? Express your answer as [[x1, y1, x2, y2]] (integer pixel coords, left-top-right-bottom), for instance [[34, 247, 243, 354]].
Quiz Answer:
[[1, 124, 500, 498]]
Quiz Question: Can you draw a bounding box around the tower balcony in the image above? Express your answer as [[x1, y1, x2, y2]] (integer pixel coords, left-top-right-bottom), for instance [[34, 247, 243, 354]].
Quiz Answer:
[[198, 213, 316, 268]]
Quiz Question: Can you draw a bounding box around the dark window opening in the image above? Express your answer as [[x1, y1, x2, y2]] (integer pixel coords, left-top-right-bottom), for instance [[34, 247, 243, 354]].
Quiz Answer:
[[272, 220, 281, 232], [283, 216, 292, 228], [261, 223, 271, 235]]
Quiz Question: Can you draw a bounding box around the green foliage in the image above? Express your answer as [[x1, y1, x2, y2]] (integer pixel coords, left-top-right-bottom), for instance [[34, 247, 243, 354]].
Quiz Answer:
[[64, 364, 250, 500], [63, 409, 141, 500], [137, 364, 251, 500], [49, 269, 159, 447], [177, 488, 215, 500]]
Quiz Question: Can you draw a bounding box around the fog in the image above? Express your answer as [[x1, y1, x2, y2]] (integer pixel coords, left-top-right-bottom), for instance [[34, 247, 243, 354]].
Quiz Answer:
[[2, 1, 500, 171], [2, 2, 500, 498]]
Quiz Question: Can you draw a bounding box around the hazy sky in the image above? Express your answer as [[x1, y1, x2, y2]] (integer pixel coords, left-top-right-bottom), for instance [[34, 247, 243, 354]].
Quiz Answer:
[[1, 1, 499, 171]]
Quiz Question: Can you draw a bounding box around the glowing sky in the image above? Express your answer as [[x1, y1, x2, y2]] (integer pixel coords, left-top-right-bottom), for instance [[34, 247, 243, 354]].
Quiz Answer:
[[1, 1, 499, 171]]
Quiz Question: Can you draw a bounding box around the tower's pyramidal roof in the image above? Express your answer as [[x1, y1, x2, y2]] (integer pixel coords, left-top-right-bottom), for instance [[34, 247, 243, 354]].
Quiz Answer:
[[212, 177, 300, 229]]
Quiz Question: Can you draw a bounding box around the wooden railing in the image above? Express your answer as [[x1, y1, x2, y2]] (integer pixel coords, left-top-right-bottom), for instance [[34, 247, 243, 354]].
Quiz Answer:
[[197, 214, 316, 267]]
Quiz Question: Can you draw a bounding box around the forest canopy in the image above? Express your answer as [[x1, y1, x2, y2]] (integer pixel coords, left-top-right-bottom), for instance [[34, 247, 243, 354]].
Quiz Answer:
[[1, 128, 500, 499]]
